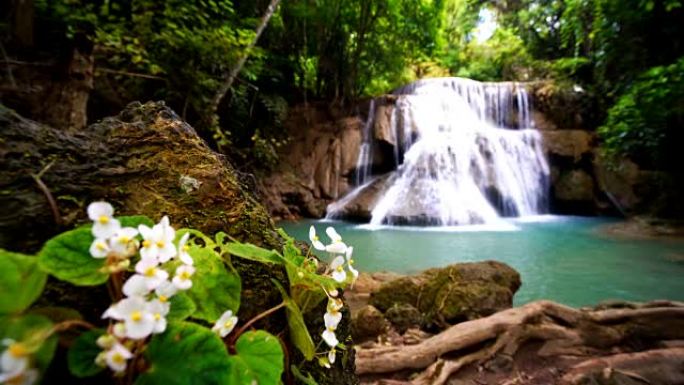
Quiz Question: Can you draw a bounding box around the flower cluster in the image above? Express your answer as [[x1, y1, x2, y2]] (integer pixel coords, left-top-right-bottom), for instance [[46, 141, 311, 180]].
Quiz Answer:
[[86, 202, 196, 374], [309, 226, 358, 284], [0, 340, 38, 385], [320, 294, 343, 367]]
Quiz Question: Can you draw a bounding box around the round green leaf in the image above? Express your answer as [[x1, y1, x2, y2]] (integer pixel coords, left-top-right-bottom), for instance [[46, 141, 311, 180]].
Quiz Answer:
[[38, 226, 109, 286], [227, 330, 284, 385], [167, 293, 196, 321], [183, 246, 241, 322], [67, 329, 106, 378], [135, 322, 232, 385], [0, 249, 47, 314], [119, 215, 155, 228]]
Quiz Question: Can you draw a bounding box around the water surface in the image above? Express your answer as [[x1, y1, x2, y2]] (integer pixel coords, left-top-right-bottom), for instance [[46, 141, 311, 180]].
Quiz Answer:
[[279, 216, 684, 307]]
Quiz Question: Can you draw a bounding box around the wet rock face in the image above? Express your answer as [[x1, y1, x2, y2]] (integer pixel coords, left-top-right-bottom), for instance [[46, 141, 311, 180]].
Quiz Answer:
[[370, 261, 521, 329]]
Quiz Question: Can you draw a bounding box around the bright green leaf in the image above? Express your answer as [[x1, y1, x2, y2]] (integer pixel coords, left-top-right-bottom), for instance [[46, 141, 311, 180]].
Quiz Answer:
[[167, 293, 196, 321], [136, 322, 232, 385], [0, 250, 47, 314], [38, 226, 109, 286], [67, 329, 106, 378], [184, 246, 241, 322], [273, 280, 315, 360], [227, 330, 284, 385], [119, 215, 155, 229], [223, 242, 284, 265]]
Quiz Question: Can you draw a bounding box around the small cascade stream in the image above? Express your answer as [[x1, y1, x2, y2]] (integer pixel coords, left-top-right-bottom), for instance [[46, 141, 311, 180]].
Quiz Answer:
[[327, 77, 550, 226]]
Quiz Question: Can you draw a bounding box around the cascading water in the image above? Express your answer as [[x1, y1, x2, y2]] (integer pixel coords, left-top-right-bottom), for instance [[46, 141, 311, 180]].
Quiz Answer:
[[327, 77, 550, 226]]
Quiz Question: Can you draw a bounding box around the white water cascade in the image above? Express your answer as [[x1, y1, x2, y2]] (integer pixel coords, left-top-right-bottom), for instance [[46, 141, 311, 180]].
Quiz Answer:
[[328, 77, 550, 226]]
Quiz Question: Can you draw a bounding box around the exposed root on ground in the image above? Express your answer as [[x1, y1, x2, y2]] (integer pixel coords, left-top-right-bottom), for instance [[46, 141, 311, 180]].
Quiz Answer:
[[355, 300, 684, 385]]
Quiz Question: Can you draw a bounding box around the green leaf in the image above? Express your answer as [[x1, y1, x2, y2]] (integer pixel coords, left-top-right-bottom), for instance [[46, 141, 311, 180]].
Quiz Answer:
[[227, 330, 284, 385], [167, 293, 196, 321], [291, 364, 319, 385], [223, 242, 284, 265], [67, 329, 106, 378], [273, 280, 315, 360], [184, 246, 241, 322], [136, 322, 231, 385], [0, 249, 47, 314], [119, 215, 155, 228], [29, 306, 82, 324], [38, 226, 109, 286], [0, 314, 58, 373]]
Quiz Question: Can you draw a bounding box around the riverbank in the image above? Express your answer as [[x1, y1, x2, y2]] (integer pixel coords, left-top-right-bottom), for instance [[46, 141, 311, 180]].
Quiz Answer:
[[597, 216, 684, 240]]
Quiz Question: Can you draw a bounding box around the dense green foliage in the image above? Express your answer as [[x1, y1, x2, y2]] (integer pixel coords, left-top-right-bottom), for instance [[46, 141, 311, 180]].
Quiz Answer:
[[599, 58, 684, 169], [5, 0, 684, 169]]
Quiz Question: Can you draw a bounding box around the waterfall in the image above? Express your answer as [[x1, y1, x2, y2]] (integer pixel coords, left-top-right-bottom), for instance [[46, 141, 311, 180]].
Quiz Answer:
[[327, 77, 550, 226]]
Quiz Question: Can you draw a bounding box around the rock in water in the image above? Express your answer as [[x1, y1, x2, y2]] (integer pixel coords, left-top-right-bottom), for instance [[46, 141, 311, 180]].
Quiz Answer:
[[370, 261, 521, 328]]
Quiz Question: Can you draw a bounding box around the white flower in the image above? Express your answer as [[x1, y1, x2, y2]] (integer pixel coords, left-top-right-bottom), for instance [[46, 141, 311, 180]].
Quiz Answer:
[[321, 329, 338, 348], [0, 341, 29, 379], [345, 246, 359, 280], [89, 238, 111, 259], [324, 311, 342, 331], [330, 256, 347, 283], [110, 227, 139, 256], [135, 259, 169, 290], [104, 343, 132, 373], [88, 202, 121, 239], [324, 227, 347, 254], [103, 297, 155, 340], [112, 323, 127, 339], [172, 265, 195, 290], [0, 369, 38, 385], [177, 233, 194, 265], [147, 299, 169, 334], [138, 216, 176, 263], [155, 281, 178, 303], [122, 275, 151, 297], [327, 298, 343, 313], [212, 310, 238, 338], [308, 226, 325, 251], [328, 349, 336, 364]]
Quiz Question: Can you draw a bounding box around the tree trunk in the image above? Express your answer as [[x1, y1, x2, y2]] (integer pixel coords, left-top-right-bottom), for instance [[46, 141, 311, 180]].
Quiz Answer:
[[205, 0, 282, 128]]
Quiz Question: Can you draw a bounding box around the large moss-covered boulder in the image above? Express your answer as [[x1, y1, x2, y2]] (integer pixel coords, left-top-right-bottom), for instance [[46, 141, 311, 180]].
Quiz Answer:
[[370, 261, 521, 328], [0, 101, 357, 385]]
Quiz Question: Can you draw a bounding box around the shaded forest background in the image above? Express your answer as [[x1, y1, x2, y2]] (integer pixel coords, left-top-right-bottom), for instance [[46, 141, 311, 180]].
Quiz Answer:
[[1, 0, 683, 173]]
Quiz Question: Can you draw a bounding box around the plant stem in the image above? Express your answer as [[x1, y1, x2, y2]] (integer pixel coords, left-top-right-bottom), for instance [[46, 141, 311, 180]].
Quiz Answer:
[[228, 302, 286, 348]]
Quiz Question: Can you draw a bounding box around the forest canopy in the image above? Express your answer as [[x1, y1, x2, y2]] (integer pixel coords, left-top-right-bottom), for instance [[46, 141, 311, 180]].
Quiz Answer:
[[2, 0, 683, 170]]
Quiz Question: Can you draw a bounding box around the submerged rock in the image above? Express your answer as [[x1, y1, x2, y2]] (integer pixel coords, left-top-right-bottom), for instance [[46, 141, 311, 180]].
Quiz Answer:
[[370, 261, 521, 328]]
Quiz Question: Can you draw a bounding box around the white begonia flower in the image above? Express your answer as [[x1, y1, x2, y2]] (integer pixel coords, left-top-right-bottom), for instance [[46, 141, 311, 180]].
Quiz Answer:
[[122, 275, 151, 298], [321, 329, 339, 348], [330, 256, 347, 283], [328, 349, 336, 364], [0, 340, 29, 379], [345, 246, 359, 280], [155, 281, 178, 303], [172, 265, 195, 290], [138, 216, 176, 263], [112, 323, 127, 339], [147, 299, 169, 334], [110, 227, 139, 256], [177, 233, 194, 265], [324, 227, 347, 254], [324, 311, 342, 331], [0, 369, 38, 385], [328, 297, 343, 313], [104, 343, 133, 373], [135, 259, 169, 290], [103, 297, 155, 340], [89, 238, 111, 259], [212, 310, 238, 338], [308, 226, 325, 251], [88, 202, 121, 239]]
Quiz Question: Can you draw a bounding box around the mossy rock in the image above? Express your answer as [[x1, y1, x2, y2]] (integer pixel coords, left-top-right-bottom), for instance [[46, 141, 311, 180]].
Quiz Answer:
[[370, 261, 521, 329], [384, 303, 422, 334], [352, 305, 388, 341]]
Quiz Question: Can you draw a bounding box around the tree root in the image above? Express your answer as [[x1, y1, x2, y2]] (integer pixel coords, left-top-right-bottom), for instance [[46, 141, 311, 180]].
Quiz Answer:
[[356, 300, 684, 385]]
